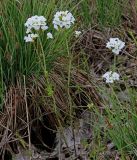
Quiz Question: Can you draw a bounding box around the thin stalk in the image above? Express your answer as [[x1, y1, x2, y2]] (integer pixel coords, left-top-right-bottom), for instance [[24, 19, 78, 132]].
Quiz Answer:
[[66, 40, 77, 156], [23, 76, 31, 159]]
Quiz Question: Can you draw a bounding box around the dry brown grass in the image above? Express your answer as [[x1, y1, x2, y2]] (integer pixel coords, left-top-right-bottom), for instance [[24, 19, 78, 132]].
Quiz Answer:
[[0, 59, 103, 158]]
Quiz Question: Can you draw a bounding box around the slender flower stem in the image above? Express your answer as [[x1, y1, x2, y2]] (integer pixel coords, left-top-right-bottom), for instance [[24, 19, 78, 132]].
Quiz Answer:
[[113, 55, 117, 72]]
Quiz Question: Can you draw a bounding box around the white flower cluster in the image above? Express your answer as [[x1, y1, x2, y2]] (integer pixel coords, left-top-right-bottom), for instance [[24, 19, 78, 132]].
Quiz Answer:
[[24, 15, 53, 42], [24, 33, 38, 42], [24, 11, 75, 42], [25, 15, 48, 33], [106, 38, 125, 55], [75, 30, 82, 38], [102, 71, 120, 83], [53, 11, 75, 30]]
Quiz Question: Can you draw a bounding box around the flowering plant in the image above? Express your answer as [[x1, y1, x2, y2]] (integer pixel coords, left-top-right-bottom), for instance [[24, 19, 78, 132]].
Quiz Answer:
[[24, 15, 52, 42], [106, 38, 125, 55], [75, 30, 82, 38], [102, 71, 120, 83], [25, 15, 48, 33], [53, 11, 75, 30]]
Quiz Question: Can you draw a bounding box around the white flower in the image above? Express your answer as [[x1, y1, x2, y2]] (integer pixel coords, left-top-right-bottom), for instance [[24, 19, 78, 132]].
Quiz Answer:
[[54, 24, 58, 30], [102, 71, 120, 83], [47, 32, 53, 39], [75, 30, 82, 38], [24, 15, 48, 32], [106, 38, 125, 55], [111, 72, 120, 80], [26, 27, 32, 34], [24, 33, 38, 42], [24, 35, 33, 42], [53, 11, 75, 30], [41, 25, 48, 30]]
